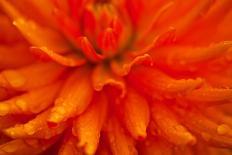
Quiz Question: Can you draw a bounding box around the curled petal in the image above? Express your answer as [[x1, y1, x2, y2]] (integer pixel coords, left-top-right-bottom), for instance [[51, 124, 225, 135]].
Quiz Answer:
[[185, 88, 232, 104], [48, 67, 93, 124], [0, 62, 65, 90], [77, 37, 104, 62], [105, 117, 138, 155], [92, 64, 126, 98], [58, 135, 83, 155], [137, 1, 174, 43], [31, 47, 86, 67], [0, 82, 62, 116], [72, 92, 107, 155], [4, 109, 67, 139], [127, 66, 203, 99], [151, 103, 196, 145], [0, 138, 57, 155], [111, 53, 153, 76], [122, 88, 150, 140]]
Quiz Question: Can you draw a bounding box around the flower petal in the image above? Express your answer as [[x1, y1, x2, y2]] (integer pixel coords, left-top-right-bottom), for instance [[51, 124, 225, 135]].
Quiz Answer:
[[4, 109, 67, 139], [0, 0, 70, 53], [72, 92, 107, 155], [111, 53, 153, 76], [185, 88, 232, 104], [151, 103, 196, 145], [0, 62, 65, 90], [174, 106, 232, 147], [150, 41, 232, 71], [138, 137, 173, 155], [92, 64, 126, 98], [48, 67, 93, 124], [127, 66, 203, 99], [122, 88, 150, 140], [58, 134, 83, 155], [0, 82, 62, 116], [105, 117, 138, 155], [31, 46, 86, 67], [0, 138, 57, 155], [0, 43, 35, 69]]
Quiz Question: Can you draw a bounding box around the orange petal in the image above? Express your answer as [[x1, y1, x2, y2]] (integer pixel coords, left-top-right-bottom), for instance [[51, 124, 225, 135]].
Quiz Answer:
[[151, 103, 196, 145], [185, 88, 232, 104], [127, 66, 203, 99], [172, 0, 214, 37], [0, 138, 57, 155], [150, 41, 232, 71], [0, 43, 35, 69], [72, 92, 107, 155], [13, 18, 70, 53], [48, 67, 93, 124], [92, 64, 126, 98], [0, 0, 69, 53], [123, 88, 149, 140], [105, 117, 138, 155], [0, 62, 65, 90], [174, 106, 232, 147], [31, 47, 86, 67], [111, 53, 153, 76], [0, 82, 62, 116], [4, 109, 67, 139]]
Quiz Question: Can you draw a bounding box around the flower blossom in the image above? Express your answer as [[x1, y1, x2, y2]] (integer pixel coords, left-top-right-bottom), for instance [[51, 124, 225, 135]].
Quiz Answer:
[[0, 0, 232, 154]]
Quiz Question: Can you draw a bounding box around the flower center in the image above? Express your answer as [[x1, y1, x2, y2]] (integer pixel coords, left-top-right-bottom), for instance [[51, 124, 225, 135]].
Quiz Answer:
[[78, 2, 133, 61]]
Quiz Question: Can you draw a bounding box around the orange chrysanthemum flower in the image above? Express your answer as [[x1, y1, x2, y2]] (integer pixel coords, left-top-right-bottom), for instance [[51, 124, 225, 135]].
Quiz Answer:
[[0, 0, 232, 154]]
